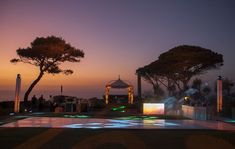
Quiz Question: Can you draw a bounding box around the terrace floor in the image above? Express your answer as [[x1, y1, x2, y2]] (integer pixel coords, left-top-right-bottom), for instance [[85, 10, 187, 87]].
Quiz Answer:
[[1, 117, 235, 130]]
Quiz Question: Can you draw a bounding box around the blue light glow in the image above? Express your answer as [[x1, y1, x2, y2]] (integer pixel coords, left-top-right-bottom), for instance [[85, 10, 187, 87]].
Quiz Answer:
[[85, 126, 103, 129], [32, 112, 45, 115], [64, 124, 83, 128], [225, 120, 235, 123], [86, 122, 102, 125], [14, 116, 29, 119]]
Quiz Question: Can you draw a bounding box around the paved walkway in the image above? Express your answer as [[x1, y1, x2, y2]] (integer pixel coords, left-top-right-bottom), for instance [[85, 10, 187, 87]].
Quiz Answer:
[[1, 117, 235, 130]]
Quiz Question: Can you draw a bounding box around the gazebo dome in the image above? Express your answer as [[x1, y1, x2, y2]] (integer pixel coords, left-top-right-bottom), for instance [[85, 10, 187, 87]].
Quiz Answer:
[[109, 78, 130, 88]]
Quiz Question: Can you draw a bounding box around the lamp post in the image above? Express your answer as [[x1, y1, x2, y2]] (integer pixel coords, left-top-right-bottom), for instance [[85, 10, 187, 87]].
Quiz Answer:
[[137, 73, 142, 100], [217, 76, 223, 113], [61, 85, 63, 95], [14, 74, 21, 113]]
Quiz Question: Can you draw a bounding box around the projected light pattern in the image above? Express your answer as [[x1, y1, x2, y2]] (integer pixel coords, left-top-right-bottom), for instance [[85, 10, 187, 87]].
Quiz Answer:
[[116, 116, 158, 120], [111, 106, 126, 112], [1, 117, 235, 130], [64, 124, 83, 128], [63, 119, 179, 129], [14, 116, 30, 119], [224, 120, 235, 123], [31, 112, 45, 115]]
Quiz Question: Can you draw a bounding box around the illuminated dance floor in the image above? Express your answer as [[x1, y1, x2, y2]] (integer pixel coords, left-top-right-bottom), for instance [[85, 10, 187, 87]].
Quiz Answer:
[[1, 117, 235, 130]]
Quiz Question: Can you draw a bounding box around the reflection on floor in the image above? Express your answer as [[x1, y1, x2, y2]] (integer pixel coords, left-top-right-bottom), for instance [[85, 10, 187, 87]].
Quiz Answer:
[[1, 117, 235, 130]]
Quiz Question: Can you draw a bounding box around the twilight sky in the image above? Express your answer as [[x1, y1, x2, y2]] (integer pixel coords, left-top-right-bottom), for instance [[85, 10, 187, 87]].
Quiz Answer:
[[0, 0, 235, 99]]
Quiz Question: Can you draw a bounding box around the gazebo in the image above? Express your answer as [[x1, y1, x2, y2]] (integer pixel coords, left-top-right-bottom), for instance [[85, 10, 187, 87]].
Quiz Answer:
[[105, 76, 134, 104]]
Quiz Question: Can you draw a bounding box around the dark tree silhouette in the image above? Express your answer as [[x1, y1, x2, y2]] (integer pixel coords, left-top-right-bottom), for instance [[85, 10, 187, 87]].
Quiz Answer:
[[137, 45, 223, 95], [11, 36, 84, 106], [136, 61, 167, 96], [222, 78, 234, 96], [192, 78, 202, 93], [158, 45, 223, 90], [202, 85, 211, 96]]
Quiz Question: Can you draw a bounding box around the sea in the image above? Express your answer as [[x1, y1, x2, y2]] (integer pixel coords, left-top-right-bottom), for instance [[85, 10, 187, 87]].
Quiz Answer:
[[0, 88, 132, 101], [0, 89, 104, 101]]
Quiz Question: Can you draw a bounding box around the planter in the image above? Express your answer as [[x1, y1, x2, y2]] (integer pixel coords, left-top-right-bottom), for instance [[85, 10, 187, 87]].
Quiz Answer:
[[182, 105, 207, 120]]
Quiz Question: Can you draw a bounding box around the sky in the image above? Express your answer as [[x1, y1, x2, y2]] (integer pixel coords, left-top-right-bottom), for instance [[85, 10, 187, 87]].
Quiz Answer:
[[0, 0, 235, 100]]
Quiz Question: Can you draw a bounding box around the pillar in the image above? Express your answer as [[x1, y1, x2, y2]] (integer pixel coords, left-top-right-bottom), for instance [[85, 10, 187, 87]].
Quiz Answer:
[[137, 74, 142, 99], [217, 76, 223, 113], [105, 85, 110, 104], [14, 74, 21, 113]]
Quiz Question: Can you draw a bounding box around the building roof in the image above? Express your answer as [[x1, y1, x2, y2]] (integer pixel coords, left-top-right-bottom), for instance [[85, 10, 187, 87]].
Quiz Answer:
[[108, 77, 130, 88]]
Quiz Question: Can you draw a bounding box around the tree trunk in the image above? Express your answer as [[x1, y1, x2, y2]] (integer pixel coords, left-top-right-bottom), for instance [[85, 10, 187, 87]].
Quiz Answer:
[[174, 80, 182, 92], [182, 79, 189, 91], [153, 85, 158, 95], [227, 88, 230, 96], [24, 71, 44, 107], [153, 84, 164, 98]]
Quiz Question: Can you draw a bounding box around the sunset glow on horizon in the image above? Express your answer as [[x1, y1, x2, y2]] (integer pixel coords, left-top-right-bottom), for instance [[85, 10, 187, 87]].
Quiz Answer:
[[1, 0, 235, 99]]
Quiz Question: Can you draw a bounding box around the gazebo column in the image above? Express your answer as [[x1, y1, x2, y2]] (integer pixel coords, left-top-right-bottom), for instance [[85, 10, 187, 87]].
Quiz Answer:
[[128, 86, 134, 104], [130, 87, 134, 104], [105, 86, 110, 104]]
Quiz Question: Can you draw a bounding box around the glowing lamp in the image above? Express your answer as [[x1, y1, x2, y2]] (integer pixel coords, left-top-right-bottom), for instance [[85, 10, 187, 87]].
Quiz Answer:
[[184, 96, 189, 101], [143, 103, 164, 115]]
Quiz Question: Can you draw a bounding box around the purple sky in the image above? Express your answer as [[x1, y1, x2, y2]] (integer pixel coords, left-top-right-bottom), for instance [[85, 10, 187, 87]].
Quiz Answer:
[[0, 0, 235, 99]]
